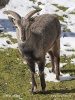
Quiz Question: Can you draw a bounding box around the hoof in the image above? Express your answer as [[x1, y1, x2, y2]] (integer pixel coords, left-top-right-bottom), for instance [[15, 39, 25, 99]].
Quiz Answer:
[[42, 88, 46, 92], [31, 86, 37, 95], [59, 72, 60, 75], [31, 91, 37, 95], [42, 90, 45, 93], [56, 76, 60, 80], [52, 69, 55, 73]]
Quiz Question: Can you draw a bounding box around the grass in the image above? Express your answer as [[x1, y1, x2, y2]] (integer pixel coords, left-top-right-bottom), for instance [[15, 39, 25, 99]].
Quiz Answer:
[[66, 49, 75, 52], [32, 6, 42, 11], [53, 4, 69, 23], [0, 48, 75, 100], [0, 33, 17, 43], [53, 4, 68, 11], [55, 14, 64, 22], [70, 12, 75, 14], [29, 0, 37, 3], [63, 28, 71, 32]]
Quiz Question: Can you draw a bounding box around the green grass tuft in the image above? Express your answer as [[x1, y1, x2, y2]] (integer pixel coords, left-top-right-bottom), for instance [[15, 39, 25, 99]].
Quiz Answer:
[[63, 28, 71, 32], [0, 33, 17, 43], [70, 12, 75, 14], [29, 0, 36, 3], [55, 14, 64, 22], [32, 6, 42, 11], [53, 4, 68, 11]]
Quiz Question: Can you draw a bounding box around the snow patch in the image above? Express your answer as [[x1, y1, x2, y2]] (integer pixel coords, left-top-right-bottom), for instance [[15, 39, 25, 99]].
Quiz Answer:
[[0, 37, 18, 49], [60, 63, 67, 68], [71, 58, 75, 64], [0, 0, 75, 83], [35, 64, 75, 82]]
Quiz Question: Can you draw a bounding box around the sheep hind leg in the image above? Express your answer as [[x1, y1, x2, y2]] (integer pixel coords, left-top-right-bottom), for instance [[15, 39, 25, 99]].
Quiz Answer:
[[48, 51, 55, 73], [48, 51, 60, 80], [52, 37, 60, 80], [54, 54, 60, 80], [53, 44, 60, 80]]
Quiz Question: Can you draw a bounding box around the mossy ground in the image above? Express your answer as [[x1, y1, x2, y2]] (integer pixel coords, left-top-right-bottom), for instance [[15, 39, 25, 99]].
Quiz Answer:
[[0, 48, 75, 100]]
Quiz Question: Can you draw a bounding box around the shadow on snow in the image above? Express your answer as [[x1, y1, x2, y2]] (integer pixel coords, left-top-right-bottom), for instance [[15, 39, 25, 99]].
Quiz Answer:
[[0, 19, 16, 32], [0, 19, 75, 38], [61, 24, 75, 37]]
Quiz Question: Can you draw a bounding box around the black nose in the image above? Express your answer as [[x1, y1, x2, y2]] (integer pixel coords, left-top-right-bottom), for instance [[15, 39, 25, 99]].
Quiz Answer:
[[21, 37, 26, 41]]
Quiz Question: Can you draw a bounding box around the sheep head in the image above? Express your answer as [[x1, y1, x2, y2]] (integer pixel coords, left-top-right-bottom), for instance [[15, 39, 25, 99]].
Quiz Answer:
[[3, 9, 41, 42]]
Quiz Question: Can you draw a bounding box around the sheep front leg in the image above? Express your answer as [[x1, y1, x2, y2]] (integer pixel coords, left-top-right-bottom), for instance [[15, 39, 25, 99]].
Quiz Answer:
[[27, 60, 37, 94], [38, 61, 46, 92], [31, 72, 37, 94]]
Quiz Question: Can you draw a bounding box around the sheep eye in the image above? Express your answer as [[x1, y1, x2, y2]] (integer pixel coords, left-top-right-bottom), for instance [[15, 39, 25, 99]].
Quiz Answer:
[[15, 25, 18, 28]]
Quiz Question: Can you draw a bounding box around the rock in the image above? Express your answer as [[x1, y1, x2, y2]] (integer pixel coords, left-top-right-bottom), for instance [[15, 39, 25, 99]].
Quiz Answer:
[[0, 0, 10, 9]]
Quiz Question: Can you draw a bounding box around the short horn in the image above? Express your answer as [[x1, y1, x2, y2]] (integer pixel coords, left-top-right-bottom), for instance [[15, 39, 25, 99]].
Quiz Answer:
[[25, 9, 41, 19], [3, 10, 21, 20]]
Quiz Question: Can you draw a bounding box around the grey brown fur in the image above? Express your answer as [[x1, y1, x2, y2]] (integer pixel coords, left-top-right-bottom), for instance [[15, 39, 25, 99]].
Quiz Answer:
[[4, 9, 60, 94]]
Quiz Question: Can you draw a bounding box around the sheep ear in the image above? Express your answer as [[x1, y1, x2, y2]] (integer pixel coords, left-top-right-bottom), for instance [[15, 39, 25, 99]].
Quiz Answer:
[[8, 16, 16, 25]]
